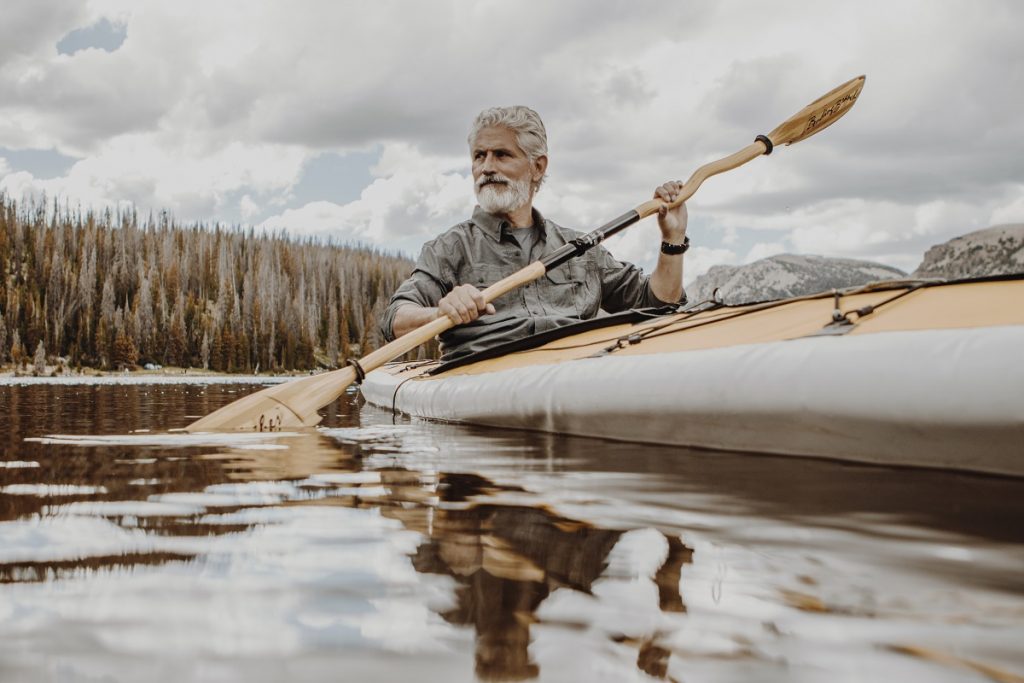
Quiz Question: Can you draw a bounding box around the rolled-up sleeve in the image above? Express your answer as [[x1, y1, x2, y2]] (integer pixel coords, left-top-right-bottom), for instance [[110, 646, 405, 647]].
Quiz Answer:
[[594, 245, 682, 312], [380, 242, 454, 341]]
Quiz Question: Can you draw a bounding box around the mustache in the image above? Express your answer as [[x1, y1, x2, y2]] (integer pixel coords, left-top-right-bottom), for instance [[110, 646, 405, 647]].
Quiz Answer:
[[476, 173, 511, 190]]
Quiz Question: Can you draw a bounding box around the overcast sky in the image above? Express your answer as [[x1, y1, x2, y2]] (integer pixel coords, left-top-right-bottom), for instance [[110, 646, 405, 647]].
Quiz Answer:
[[1, 0, 1021, 280]]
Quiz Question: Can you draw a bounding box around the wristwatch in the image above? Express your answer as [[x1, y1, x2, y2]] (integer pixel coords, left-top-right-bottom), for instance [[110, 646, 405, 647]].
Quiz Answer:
[[660, 235, 690, 255]]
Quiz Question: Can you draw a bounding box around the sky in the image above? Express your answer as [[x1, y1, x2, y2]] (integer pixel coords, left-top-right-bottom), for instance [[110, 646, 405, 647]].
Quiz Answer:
[[1, 0, 1022, 281]]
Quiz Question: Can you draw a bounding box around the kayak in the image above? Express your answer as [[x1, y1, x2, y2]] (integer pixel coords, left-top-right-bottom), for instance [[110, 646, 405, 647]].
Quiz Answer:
[[360, 275, 1024, 477]]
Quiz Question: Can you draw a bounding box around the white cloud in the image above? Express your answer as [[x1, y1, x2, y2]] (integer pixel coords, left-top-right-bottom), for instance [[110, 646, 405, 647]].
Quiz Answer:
[[721, 225, 739, 246], [989, 187, 1024, 226], [2, 132, 307, 219], [0, 0, 1019, 280], [257, 201, 354, 241], [911, 199, 990, 238], [785, 201, 909, 257], [258, 144, 474, 250], [239, 194, 259, 221]]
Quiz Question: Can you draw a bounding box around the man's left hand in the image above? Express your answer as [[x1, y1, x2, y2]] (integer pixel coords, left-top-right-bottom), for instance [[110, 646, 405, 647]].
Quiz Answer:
[[654, 181, 688, 244]]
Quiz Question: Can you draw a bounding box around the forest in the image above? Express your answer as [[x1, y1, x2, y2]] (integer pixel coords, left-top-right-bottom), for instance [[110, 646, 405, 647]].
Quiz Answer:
[[0, 193, 421, 373]]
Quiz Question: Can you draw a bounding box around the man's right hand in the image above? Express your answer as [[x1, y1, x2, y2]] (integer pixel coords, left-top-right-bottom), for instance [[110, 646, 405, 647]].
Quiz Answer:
[[391, 285, 497, 339], [438, 284, 496, 324]]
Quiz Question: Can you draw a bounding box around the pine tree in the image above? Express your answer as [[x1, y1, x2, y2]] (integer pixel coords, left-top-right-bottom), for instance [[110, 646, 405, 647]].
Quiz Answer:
[[33, 339, 46, 374], [0, 193, 417, 373], [112, 330, 138, 370], [210, 329, 224, 372], [326, 292, 340, 366], [338, 302, 351, 362], [233, 332, 247, 373], [135, 271, 155, 360], [94, 318, 111, 369], [221, 328, 235, 372], [200, 330, 210, 370], [165, 311, 187, 367], [10, 329, 23, 367], [0, 315, 7, 364]]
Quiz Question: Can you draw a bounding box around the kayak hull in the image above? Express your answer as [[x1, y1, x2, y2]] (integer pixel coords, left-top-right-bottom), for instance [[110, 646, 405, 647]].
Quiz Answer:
[[363, 325, 1024, 476]]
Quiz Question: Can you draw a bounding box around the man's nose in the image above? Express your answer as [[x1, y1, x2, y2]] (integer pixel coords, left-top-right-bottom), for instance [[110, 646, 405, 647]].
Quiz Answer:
[[479, 152, 496, 172]]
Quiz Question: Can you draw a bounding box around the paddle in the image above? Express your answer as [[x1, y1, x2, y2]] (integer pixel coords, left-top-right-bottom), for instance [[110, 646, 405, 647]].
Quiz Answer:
[[185, 74, 866, 432]]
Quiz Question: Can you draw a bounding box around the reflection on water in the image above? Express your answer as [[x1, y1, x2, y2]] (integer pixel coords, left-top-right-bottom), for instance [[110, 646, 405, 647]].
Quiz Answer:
[[1, 382, 1023, 682]]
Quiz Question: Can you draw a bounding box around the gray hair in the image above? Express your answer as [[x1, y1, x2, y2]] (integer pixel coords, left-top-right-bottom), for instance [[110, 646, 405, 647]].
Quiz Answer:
[[468, 105, 548, 189]]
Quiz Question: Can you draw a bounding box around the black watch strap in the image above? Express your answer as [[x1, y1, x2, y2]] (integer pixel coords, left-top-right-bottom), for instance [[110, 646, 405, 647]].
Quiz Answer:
[[660, 235, 690, 255]]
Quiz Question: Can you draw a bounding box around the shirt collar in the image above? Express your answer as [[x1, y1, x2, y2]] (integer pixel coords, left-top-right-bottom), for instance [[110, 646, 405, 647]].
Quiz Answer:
[[472, 205, 548, 243]]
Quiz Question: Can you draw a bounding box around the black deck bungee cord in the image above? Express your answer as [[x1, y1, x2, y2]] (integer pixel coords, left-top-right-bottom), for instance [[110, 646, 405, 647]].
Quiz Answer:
[[588, 280, 936, 355]]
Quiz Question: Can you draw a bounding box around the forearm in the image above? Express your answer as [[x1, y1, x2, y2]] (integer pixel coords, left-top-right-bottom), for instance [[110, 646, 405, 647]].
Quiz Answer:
[[649, 179, 688, 304], [650, 252, 685, 303], [391, 303, 441, 339]]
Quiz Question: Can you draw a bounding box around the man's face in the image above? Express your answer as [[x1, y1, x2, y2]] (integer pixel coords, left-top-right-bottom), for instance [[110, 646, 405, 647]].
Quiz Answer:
[[471, 126, 543, 214]]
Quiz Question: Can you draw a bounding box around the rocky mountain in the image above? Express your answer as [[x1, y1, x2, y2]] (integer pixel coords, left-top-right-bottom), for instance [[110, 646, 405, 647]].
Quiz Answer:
[[912, 224, 1024, 279], [687, 254, 905, 305]]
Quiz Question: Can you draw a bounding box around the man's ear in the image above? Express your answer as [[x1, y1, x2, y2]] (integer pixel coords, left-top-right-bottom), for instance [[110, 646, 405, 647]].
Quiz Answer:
[[533, 155, 548, 184]]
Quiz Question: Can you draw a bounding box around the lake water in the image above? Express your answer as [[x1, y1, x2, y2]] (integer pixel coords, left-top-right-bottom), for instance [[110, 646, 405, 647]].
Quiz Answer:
[[1, 379, 1023, 682]]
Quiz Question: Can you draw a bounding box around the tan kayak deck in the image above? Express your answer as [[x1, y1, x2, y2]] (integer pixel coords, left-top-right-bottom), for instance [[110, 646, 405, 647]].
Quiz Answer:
[[386, 278, 1024, 380]]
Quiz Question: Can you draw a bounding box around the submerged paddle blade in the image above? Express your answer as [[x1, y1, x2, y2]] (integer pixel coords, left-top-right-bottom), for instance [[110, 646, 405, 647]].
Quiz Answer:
[[185, 316, 454, 433], [185, 366, 357, 432], [767, 75, 865, 147]]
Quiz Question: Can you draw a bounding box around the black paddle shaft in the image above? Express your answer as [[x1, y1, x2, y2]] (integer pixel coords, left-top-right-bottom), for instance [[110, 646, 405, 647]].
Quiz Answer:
[[539, 209, 641, 272]]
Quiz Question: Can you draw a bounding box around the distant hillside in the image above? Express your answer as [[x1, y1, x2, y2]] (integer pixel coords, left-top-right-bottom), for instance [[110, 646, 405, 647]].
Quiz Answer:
[[687, 254, 905, 305], [0, 194, 414, 372], [912, 224, 1024, 279]]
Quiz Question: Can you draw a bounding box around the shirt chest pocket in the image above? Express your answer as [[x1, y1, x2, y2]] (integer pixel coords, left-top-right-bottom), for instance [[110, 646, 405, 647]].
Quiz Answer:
[[540, 263, 591, 318]]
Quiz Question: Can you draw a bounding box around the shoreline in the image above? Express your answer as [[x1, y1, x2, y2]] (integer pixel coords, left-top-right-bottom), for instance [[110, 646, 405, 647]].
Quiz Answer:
[[0, 368, 302, 386]]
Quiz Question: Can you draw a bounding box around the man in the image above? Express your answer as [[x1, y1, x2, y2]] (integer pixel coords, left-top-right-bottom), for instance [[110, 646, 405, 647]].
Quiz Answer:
[[380, 105, 688, 361]]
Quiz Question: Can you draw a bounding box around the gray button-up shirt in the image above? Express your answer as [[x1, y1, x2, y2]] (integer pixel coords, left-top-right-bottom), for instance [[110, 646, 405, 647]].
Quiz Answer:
[[381, 206, 677, 360]]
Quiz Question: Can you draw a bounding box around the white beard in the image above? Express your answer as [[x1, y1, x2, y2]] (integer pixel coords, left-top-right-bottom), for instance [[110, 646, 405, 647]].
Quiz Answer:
[[475, 174, 532, 214]]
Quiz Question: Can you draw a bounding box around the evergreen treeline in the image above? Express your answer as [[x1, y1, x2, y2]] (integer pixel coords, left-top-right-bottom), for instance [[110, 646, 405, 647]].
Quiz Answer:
[[0, 193, 419, 373]]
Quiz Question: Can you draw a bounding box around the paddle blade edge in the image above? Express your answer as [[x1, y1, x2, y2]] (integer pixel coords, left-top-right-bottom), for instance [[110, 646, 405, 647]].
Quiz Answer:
[[768, 75, 866, 147]]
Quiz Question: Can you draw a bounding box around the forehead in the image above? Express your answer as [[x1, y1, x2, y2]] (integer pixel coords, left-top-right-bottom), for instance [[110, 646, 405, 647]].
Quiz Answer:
[[471, 126, 523, 154]]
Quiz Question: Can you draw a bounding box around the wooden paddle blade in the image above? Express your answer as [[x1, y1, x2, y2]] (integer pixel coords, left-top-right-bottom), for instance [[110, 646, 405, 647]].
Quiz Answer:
[[767, 75, 865, 146], [185, 315, 458, 433], [184, 366, 357, 432]]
